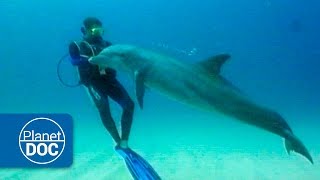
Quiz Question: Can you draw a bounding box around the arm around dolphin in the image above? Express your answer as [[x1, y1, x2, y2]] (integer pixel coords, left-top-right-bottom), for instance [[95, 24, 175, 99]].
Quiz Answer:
[[88, 54, 107, 67]]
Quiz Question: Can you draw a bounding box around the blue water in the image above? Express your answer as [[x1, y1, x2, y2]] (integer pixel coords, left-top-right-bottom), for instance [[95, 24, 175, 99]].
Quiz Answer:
[[0, 0, 319, 179]]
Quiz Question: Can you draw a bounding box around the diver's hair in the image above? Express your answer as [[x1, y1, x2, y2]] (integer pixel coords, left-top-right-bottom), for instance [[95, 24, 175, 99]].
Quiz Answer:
[[83, 17, 102, 29]]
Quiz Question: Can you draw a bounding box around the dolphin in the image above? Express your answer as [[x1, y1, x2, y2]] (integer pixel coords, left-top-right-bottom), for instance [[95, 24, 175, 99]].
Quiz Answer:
[[88, 44, 314, 164]]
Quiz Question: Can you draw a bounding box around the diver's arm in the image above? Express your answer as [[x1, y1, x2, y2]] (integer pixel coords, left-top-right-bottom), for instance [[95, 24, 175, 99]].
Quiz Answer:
[[68, 41, 91, 66]]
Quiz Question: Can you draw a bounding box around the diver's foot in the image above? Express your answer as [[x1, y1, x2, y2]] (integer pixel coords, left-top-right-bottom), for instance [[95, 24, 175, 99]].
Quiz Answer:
[[116, 140, 129, 149]]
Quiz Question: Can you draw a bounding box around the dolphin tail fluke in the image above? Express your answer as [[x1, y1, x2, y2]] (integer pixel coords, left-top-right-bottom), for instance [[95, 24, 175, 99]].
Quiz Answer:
[[284, 134, 313, 164]]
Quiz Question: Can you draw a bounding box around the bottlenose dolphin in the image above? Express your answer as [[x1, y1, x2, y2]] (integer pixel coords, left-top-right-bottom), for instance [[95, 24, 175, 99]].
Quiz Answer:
[[89, 44, 313, 164]]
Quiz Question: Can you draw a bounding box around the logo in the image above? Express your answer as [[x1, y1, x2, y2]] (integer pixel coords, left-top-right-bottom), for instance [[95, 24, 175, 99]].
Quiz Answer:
[[19, 117, 66, 164], [0, 114, 73, 168]]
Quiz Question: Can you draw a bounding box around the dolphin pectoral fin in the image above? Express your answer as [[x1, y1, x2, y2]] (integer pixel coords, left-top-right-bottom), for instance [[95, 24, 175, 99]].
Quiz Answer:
[[134, 70, 145, 109], [196, 53, 231, 74], [284, 139, 292, 155]]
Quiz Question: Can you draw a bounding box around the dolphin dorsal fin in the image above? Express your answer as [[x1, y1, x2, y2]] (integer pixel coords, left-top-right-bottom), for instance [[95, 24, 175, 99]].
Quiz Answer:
[[197, 54, 231, 74]]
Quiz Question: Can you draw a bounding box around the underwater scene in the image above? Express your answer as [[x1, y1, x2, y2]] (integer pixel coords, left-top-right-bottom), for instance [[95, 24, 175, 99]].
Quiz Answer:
[[0, 0, 319, 179]]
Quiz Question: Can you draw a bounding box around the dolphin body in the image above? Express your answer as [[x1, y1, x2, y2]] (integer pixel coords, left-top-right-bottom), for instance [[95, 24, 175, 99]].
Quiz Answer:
[[89, 44, 313, 164]]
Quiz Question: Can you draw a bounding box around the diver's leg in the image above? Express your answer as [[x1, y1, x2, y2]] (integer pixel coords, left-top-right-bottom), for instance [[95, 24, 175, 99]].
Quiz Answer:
[[105, 77, 134, 147], [87, 84, 121, 144]]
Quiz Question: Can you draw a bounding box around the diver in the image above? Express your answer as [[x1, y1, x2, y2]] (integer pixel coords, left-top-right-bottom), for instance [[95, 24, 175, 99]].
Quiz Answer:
[[68, 17, 161, 180], [68, 17, 134, 149]]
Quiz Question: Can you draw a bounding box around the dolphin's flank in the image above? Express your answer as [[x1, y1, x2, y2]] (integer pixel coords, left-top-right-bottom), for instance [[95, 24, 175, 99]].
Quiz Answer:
[[89, 44, 313, 164]]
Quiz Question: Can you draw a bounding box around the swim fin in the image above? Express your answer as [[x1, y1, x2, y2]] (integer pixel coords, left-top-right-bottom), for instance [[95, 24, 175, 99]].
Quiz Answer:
[[115, 146, 161, 180]]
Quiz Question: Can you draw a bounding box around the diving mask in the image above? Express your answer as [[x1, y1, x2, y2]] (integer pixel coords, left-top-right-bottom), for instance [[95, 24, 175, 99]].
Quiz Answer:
[[89, 27, 104, 36]]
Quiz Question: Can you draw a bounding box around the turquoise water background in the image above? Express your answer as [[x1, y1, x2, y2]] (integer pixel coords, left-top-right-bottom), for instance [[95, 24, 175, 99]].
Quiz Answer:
[[0, 0, 319, 179]]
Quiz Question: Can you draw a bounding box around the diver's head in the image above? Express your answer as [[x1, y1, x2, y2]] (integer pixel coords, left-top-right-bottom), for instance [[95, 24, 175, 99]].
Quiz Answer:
[[81, 17, 105, 40]]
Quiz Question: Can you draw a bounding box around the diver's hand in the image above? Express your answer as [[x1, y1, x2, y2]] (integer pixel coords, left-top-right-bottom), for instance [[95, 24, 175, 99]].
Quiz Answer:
[[99, 66, 106, 75]]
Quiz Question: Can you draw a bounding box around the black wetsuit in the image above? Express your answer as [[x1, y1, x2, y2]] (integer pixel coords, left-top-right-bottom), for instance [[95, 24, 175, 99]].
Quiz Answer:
[[71, 37, 134, 144]]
